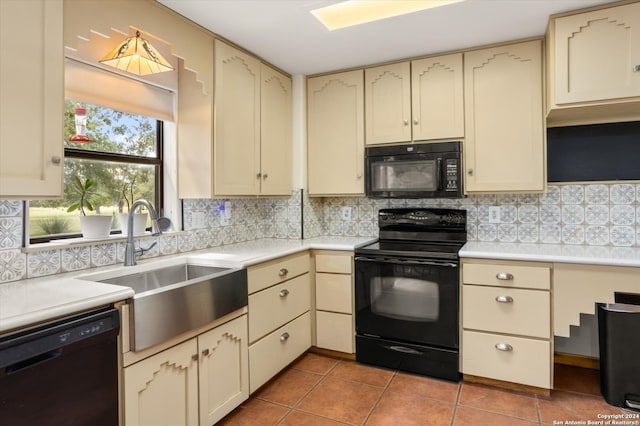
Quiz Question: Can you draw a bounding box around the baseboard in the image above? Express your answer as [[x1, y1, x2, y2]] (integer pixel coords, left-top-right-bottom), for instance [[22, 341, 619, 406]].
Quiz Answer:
[[309, 346, 356, 361], [463, 374, 551, 396], [554, 352, 600, 370]]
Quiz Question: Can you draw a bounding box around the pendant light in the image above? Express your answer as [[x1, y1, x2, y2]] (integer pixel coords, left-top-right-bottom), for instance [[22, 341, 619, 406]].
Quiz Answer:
[[100, 31, 174, 76]]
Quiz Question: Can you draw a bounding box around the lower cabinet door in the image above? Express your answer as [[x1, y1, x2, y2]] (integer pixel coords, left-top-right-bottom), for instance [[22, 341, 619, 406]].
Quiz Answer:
[[249, 312, 311, 393], [462, 330, 551, 389], [316, 311, 354, 353], [198, 315, 249, 425], [124, 338, 199, 426]]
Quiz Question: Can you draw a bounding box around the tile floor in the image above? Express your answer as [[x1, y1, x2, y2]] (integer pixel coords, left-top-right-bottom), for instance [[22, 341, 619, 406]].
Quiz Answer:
[[220, 352, 635, 425]]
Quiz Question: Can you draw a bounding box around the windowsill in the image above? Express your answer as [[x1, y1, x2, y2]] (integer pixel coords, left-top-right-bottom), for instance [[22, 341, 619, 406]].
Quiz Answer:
[[22, 230, 186, 254]]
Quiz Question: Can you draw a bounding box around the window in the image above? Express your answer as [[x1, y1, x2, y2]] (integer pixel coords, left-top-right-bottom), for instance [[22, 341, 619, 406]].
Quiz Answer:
[[28, 100, 163, 243]]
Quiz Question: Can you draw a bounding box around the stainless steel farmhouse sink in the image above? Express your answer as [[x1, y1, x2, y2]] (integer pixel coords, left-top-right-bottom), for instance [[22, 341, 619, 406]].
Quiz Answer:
[[82, 260, 247, 351]]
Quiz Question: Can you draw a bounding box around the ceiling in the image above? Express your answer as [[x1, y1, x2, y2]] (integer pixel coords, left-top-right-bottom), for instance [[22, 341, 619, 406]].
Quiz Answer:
[[157, 0, 615, 76]]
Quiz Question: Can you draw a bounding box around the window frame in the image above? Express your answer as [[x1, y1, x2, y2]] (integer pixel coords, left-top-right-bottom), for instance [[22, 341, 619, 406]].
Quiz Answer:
[[28, 121, 164, 244]]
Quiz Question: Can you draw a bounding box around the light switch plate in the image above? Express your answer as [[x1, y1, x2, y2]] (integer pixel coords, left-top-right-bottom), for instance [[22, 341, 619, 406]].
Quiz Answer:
[[341, 206, 352, 221], [488, 206, 501, 223]]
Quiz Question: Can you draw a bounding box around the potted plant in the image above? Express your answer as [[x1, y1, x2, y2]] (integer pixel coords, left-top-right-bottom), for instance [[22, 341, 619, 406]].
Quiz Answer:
[[117, 177, 148, 236], [67, 176, 112, 239]]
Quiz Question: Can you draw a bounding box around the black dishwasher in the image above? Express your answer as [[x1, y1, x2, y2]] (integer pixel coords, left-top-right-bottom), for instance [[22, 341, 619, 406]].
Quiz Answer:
[[0, 307, 120, 426]]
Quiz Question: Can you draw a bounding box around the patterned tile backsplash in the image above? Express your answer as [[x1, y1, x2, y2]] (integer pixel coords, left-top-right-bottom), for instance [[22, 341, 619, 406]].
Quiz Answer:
[[1, 183, 639, 283]]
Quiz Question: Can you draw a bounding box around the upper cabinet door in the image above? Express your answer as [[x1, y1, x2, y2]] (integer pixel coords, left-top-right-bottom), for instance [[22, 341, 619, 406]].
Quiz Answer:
[[464, 40, 545, 193], [0, 0, 64, 199], [365, 62, 411, 145], [554, 2, 640, 104], [260, 64, 292, 196], [214, 40, 261, 196], [307, 70, 364, 196], [411, 53, 464, 141]]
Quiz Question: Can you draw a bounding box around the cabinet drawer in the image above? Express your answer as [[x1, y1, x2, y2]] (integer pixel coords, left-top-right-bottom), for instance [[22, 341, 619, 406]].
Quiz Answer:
[[316, 273, 352, 314], [249, 312, 311, 393], [249, 274, 310, 343], [463, 263, 550, 290], [462, 330, 551, 389], [316, 311, 353, 354], [315, 253, 352, 274], [248, 252, 310, 294], [463, 285, 550, 338]]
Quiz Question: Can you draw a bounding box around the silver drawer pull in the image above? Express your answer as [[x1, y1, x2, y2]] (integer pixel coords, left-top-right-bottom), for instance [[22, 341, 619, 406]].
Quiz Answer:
[[495, 295, 514, 303], [496, 272, 514, 281], [280, 332, 290, 342], [278, 268, 288, 277], [279, 289, 289, 297], [495, 343, 513, 352]]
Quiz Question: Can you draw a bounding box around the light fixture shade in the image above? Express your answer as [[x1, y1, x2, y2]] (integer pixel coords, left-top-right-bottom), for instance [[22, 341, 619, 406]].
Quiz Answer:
[[100, 31, 174, 76]]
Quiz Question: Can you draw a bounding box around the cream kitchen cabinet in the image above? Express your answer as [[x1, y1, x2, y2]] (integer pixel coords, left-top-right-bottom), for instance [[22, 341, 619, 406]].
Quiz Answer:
[[554, 263, 640, 337], [464, 39, 545, 193], [546, 2, 640, 125], [215, 41, 292, 196], [0, 0, 64, 198], [260, 63, 292, 195], [307, 70, 364, 196], [179, 40, 291, 198], [364, 53, 464, 145], [247, 252, 311, 393], [313, 251, 355, 354], [461, 259, 552, 390], [123, 314, 248, 426]]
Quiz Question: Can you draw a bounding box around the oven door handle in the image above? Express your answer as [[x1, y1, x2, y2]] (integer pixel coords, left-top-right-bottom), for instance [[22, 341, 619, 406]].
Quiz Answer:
[[355, 256, 458, 268]]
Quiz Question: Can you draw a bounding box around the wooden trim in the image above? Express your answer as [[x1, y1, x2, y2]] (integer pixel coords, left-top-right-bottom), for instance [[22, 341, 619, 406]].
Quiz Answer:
[[463, 374, 551, 396], [554, 352, 600, 370], [309, 346, 356, 361]]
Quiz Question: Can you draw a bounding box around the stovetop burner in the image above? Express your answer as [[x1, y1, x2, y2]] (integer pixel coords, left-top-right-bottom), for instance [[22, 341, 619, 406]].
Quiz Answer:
[[355, 208, 468, 260]]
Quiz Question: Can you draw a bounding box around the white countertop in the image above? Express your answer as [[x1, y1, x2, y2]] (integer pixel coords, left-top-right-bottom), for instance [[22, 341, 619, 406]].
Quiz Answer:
[[0, 236, 374, 333], [460, 241, 640, 267]]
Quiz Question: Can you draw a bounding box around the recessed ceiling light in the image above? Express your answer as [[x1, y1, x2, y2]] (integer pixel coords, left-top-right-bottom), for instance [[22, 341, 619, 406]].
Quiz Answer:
[[311, 0, 465, 31]]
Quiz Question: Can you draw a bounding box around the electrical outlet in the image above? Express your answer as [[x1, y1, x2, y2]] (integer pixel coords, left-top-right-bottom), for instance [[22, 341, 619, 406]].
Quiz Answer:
[[488, 206, 501, 223], [192, 212, 205, 228], [341, 206, 352, 221]]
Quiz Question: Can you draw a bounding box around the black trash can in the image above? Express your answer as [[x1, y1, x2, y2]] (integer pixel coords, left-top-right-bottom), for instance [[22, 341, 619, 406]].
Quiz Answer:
[[598, 296, 640, 412]]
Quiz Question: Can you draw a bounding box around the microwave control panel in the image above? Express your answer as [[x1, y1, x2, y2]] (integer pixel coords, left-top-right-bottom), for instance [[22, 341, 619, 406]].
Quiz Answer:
[[445, 159, 459, 191]]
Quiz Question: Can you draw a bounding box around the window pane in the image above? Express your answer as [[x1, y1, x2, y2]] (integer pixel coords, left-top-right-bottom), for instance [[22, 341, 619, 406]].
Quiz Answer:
[[29, 160, 157, 239], [64, 100, 158, 158]]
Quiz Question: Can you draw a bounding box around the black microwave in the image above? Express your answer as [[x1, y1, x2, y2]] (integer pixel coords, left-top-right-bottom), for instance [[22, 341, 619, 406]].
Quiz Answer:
[[365, 141, 463, 198]]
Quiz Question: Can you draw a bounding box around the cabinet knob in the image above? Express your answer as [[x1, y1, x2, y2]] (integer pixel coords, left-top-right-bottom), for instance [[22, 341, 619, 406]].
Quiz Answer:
[[51, 156, 61, 165], [280, 332, 290, 342], [413, 119, 419, 125], [467, 168, 474, 176], [496, 272, 514, 281], [495, 295, 514, 303], [495, 343, 513, 352], [192, 354, 199, 361], [202, 348, 210, 357], [278, 268, 288, 277], [634, 65, 640, 72], [256, 173, 262, 179], [279, 289, 290, 297], [403, 119, 409, 126]]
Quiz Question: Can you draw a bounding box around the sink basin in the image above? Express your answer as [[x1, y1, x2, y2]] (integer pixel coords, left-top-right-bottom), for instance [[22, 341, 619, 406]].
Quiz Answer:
[[98, 264, 231, 294], [83, 260, 247, 351]]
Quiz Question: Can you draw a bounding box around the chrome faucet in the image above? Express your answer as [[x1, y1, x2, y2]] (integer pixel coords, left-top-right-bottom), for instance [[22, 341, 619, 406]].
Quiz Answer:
[[124, 199, 162, 266]]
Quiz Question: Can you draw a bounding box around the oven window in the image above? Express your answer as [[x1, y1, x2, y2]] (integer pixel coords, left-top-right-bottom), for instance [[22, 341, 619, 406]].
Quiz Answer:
[[370, 276, 439, 322], [371, 160, 437, 192]]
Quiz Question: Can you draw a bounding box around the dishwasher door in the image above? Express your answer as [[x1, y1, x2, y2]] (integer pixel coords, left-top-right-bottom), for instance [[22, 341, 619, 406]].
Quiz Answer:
[[0, 307, 120, 426]]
